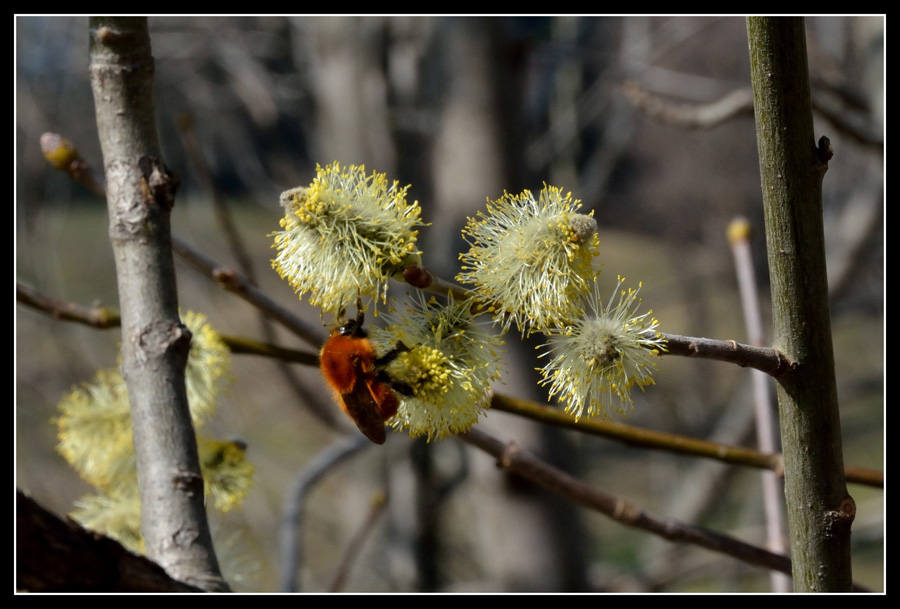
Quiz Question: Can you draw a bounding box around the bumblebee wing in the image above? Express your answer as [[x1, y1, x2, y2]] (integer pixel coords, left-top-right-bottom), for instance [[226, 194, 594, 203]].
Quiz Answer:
[[341, 379, 388, 445]]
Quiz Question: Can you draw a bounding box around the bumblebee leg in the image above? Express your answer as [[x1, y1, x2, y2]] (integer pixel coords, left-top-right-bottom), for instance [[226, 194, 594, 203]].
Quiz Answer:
[[389, 379, 416, 397], [375, 341, 416, 396], [375, 340, 411, 367]]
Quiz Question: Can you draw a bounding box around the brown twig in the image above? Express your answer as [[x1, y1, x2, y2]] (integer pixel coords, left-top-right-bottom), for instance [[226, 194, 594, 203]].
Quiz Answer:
[[489, 394, 883, 489], [16, 282, 320, 366], [40, 132, 106, 197], [17, 279, 883, 489], [458, 427, 794, 578], [458, 427, 871, 592], [279, 435, 371, 592], [176, 113, 257, 281], [621, 80, 883, 155], [810, 93, 883, 154], [221, 334, 318, 366], [656, 332, 796, 377], [38, 128, 324, 351], [16, 283, 120, 328], [176, 113, 339, 428], [171, 237, 325, 350], [621, 81, 755, 129]]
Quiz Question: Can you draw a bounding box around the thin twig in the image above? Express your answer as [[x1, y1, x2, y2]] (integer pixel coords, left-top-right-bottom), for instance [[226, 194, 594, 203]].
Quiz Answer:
[[656, 332, 795, 377], [177, 113, 338, 427], [458, 426, 871, 592], [458, 427, 794, 577], [40, 132, 106, 197], [489, 394, 882, 488], [176, 113, 258, 281], [15, 280, 884, 490], [171, 237, 325, 349], [621, 80, 883, 154], [729, 217, 790, 592], [279, 435, 371, 592], [621, 81, 754, 129], [16, 282, 319, 365], [219, 335, 318, 365], [327, 491, 388, 592], [16, 283, 121, 328], [810, 93, 883, 154], [38, 129, 324, 350]]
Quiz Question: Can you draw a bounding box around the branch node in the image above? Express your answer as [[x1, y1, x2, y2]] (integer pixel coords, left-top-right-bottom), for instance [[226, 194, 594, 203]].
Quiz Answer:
[[172, 470, 205, 498], [94, 25, 115, 43], [402, 265, 433, 289], [212, 267, 241, 292], [837, 496, 856, 520], [816, 135, 834, 165], [139, 156, 179, 212], [498, 441, 520, 469], [773, 454, 785, 478]]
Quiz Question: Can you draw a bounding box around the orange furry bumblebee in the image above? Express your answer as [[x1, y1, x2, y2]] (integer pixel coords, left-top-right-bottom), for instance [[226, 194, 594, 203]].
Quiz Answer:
[[320, 308, 409, 444]]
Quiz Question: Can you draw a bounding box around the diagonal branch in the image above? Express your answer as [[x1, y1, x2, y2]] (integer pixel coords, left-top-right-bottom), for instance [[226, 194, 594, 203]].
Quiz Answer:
[[490, 394, 882, 488], [458, 427, 870, 591], [459, 427, 793, 577]]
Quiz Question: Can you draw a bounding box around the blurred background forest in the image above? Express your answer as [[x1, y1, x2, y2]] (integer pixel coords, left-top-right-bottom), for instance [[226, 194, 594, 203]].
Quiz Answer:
[[16, 16, 884, 592]]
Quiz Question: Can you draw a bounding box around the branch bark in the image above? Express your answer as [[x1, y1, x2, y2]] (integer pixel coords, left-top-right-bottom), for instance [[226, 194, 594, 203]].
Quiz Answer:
[[747, 17, 853, 592], [88, 17, 228, 591], [16, 490, 202, 592]]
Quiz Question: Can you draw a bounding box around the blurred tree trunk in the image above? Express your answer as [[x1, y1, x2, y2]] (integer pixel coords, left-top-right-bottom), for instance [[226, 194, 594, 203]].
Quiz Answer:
[[430, 17, 589, 591], [294, 16, 397, 174], [747, 17, 854, 592]]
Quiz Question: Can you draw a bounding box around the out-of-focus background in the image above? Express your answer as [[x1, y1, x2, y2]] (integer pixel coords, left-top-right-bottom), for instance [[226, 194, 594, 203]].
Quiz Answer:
[[16, 16, 883, 592]]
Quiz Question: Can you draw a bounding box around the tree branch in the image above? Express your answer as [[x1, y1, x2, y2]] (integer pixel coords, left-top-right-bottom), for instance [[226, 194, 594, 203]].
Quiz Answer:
[[88, 16, 227, 591], [748, 16, 853, 592], [489, 394, 882, 488], [171, 237, 325, 349], [621, 80, 754, 128], [15, 281, 883, 490], [16, 490, 201, 592], [458, 427, 794, 578], [458, 427, 870, 591], [657, 332, 795, 377]]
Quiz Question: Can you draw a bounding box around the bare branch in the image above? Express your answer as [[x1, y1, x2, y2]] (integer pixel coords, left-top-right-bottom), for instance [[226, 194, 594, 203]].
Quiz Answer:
[[458, 427, 794, 578], [622, 80, 754, 129], [657, 332, 796, 377], [459, 427, 871, 592], [490, 394, 882, 488], [16, 282, 319, 367], [172, 237, 325, 350], [16, 283, 120, 329], [328, 491, 388, 592], [729, 217, 790, 591], [89, 16, 227, 590], [279, 435, 370, 592]]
